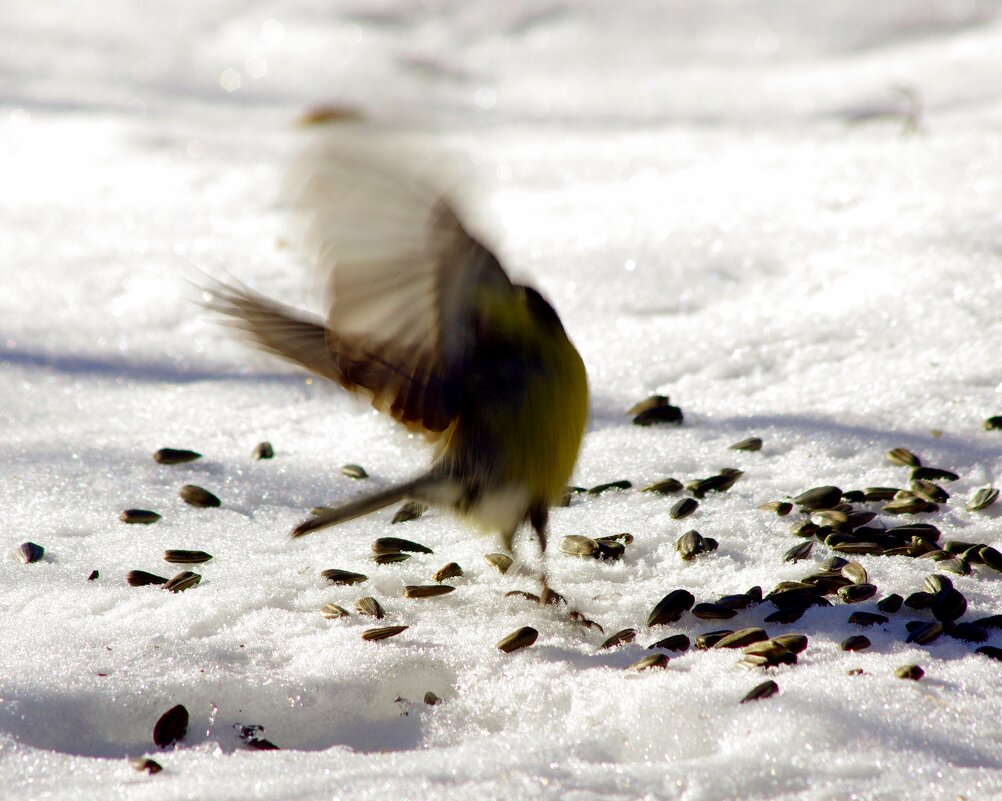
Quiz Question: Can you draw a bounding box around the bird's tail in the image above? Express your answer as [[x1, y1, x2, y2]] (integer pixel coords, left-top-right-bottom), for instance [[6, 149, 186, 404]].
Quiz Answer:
[[290, 475, 437, 538]]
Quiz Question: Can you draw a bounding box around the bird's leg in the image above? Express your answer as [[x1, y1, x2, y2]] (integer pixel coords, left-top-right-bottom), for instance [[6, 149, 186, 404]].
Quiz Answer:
[[529, 506, 601, 632]]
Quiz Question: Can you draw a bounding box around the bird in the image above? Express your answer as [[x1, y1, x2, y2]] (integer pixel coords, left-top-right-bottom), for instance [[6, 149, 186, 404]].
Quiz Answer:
[[205, 145, 589, 606]]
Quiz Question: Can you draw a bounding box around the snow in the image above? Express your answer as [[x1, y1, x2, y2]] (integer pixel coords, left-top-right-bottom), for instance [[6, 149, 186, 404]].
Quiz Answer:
[[3, 1, 1002, 799]]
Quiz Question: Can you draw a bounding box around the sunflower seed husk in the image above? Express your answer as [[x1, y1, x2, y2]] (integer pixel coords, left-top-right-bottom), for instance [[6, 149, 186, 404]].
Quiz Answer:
[[164, 550, 212, 564], [484, 553, 513, 574], [690, 602, 738, 620], [760, 501, 793, 516], [978, 546, 1002, 573], [670, 498, 698, 520], [847, 511, 877, 528], [633, 404, 683, 426], [940, 557, 971, 576], [163, 571, 201, 593], [944, 622, 988, 643], [589, 480, 632, 495], [741, 680, 779, 703], [772, 634, 809, 654], [235, 724, 279, 751], [793, 486, 843, 511], [918, 548, 953, 561], [17, 542, 44, 564], [153, 704, 188, 748], [560, 535, 600, 557], [676, 530, 705, 560], [838, 583, 877, 604], [692, 630, 732, 649], [362, 625, 407, 641], [923, 574, 952, 594], [895, 664, 924, 680], [863, 487, 901, 502], [713, 627, 769, 649], [391, 501, 428, 524], [251, 441, 274, 460], [647, 589, 695, 627], [373, 552, 410, 565], [834, 542, 886, 556], [801, 572, 852, 594], [943, 539, 980, 554], [764, 608, 805, 624], [595, 539, 627, 560], [373, 537, 433, 555], [840, 562, 867, 585], [819, 556, 849, 571], [643, 478, 684, 495], [179, 485, 221, 508], [930, 588, 967, 622], [87, 570, 99, 581], [433, 562, 463, 582], [842, 490, 866, 503], [120, 509, 161, 524], [649, 634, 690, 652], [876, 594, 904, 613], [687, 469, 743, 498], [629, 653, 669, 671], [320, 603, 349, 619], [911, 480, 949, 504], [883, 497, 938, 515], [840, 634, 871, 652], [905, 591, 934, 609], [404, 584, 455, 599], [730, 437, 762, 452], [128, 570, 168, 587], [340, 464, 368, 479], [496, 626, 538, 653], [790, 520, 820, 539], [626, 394, 670, 416], [154, 448, 201, 465], [976, 645, 1002, 661], [741, 641, 792, 661], [321, 569, 367, 586], [783, 540, 814, 563], [130, 757, 163, 774], [600, 628, 637, 649], [911, 467, 959, 482], [967, 487, 999, 512], [423, 691, 440, 705], [355, 597, 385, 619], [812, 509, 849, 527], [848, 611, 889, 627], [908, 621, 944, 645], [716, 592, 759, 610], [974, 614, 1002, 629], [887, 447, 921, 467], [984, 416, 1002, 431]]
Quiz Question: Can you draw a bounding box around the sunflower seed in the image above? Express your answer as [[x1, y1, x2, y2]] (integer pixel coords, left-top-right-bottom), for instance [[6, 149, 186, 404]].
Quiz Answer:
[[433, 562, 463, 582], [930, 588, 967, 622], [676, 530, 706, 560], [838, 583, 877, 604], [356, 597, 385, 619], [741, 641, 793, 661], [251, 441, 274, 460], [17, 542, 44, 564], [633, 404, 683, 426], [842, 490, 866, 503], [841, 635, 871, 652], [424, 692, 440, 705], [373, 552, 410, 565], [905, 591, 934, 609], [906, 621, 943, 645], [974, 614, 1002, 629], [164, 550, 212, 564], [589, 480, 632, 494], [975, 645, 1002, 660], [876, 594, 903, 613], [783, 540, 814, 563], [911, 467, 959, 482], [730, 437, 762, 452], [341, 464, 368, 479], [812, 509, 849, 527], [643, 478, 683, 494], [940, 557, 971, 576], [713, 627, 769, 649], [647, 589, 695, 627], [978, 546, 1002, 573], [895, 664, 924, 680], [790, 520, 820, 538], [883, 497, 937, 515], [841, 562, 867, 585], [649, 634, 690, 652], [690, 602, 738, 620], [772, 634, 809, 654], [484, 553, 513, 574], [560, 535, 600, 557], [179, 485, 221, 508], [362, 625, 407, 641], [687, 469, 743, 498], [863, 487, 901, 501], [984, 416, 1002, 431], [848, 611, 889, 627], [923, 574, 952, 594], [820, 556, 849, 571], [600, 629, 637, 649], [496, 626, 538, 653], [944, 622, 988, 643], [847, 511, 877, 528], [373, 537, 433, 555], [120, 509, 161, 524], [321, 569, 367, 586], [716, 592, 759, 610], [163, 571, 201, 593], [690, 630, 731, 649], [130, 757, 163, 774], [153, 448, 201, 465], [595, 539, 627, 560], [626, 394, 670, 416], [887, 448, 921, 467], [741, 680, 779, 703], [392, 501, 428, 523], [128, 570, 168, 587], [759, 501, 793, 516], [629, 653, 669, 671], [87, 570, 99, 581], [320, 603, 349, 619], [153, 704, 188, 748], [793, 486, 843, 511], [967, 487, 999, 512], [911, 480, 949, 504], [670, 498, 698, 520], [404, 584, 455, 599], [834, 542, 885, 556]]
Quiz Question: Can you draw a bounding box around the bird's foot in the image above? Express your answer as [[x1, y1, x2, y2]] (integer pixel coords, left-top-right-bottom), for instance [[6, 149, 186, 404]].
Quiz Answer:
[[504, 587, 603, 633]]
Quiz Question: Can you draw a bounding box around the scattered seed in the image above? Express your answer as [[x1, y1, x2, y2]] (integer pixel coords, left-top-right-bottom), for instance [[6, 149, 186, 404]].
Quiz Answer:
[[790, 520, 819, 539], [251, 441, 274, 460], [130, 757, 163, 774], [121, 509, 161, 524], [764, 608, 804, 624], [975, 645, 1002, 661], [362, 625, 407, 641], [128, 570, 168, 586], [589, 480, 632, 494], [433, 562, 463, 582], [848, 611, 888, 627], [373, 537, 433, 555], [670, 498, 698, 520], [905, 591, 934, 610], [560, 535, 601, 557], [642, 478, 683, 495], [235, 724, 279, 750], [760, 501, 793, 516], [793, 486, 842, 511], [741, 680, 779, 703], [374, 552, 410, 565], [687, 469, 743, 498], [923, 574, 953, 594], [154, 448, 201, 465], [626, 394, 670, 416], [17, 542, 44, 564], [863, 487, 901, 501], [341, 464, 368, 479], [840, 562, 867, 585], [887, 448, 921, 467], [691, 602, 738, 620], [847, 511, 877, 528], [676, 530, 706, 561], [404, 584, 455, 599], [629, 653, 669, 671], [911, 480, 949, 504], [164, 550, 212, 564], [930, 588, 967, 622], [633, 404, 683, 426], [783, 540, 814, 563], [906, 621, 943, 645], [876, 594, 903, 614], [595, 538, 627, 560], [163, 571, 201, 593], [984, 416, 1002, 431], [911, 466, 959, 482], [730, 437, 762, 452], [649, 634, 690, 652], [945, 622, 988, 643], [812, 509, 849, 527], [392, 500, 428, 524], [600, 629, 637, 649], [841, 635, 871, 651], [321, 569, 367, 586], [153, 704, 188, 748], [883, 496, 937, 515], [940, 557, 971, 576], [772, 634, 809, 654], [484, 553, 513, 574], [423, 691, 440, 705], [179, 485, 221, 508], [647, 589, 695, 627], [87, 570, 99, 581], [496, 626, 538, 653], [895, 664, 924, 680], [713, 627, 769, 649], [979, 546, 1002, 573], [967, 487, 999, 512], [355, 597, 385, 619], [320, 603, 349, 619], [974, 614, 1002, 629], [838, 583, 877, 604]]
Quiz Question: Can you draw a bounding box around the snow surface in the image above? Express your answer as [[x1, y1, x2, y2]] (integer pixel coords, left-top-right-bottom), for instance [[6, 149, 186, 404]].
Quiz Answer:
[[3, 1, 1002, 799]]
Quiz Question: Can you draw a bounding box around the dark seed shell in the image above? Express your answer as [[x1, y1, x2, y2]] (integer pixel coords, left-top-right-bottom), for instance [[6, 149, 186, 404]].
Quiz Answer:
[[694, 630, 734, 649], [887, 447, 921, 467], [793, 486, 842, 511], [911, 467, 959, 482], [154, 448, 201, 465], [626, 394, 670, 416], [906, 621, 943, 645], [121, 509, 161, 524], [355, 597, 385, 619], [670, 498, 698, 520], [716, 593, 759, 610], [863, 487, 901, 501], [153, 704, 188, 748], [424, 692, 440, 705], [392, 501, 428, 524], [321, 569, 368, 586], [784, 540, 814, 563], [130, 757, 163, 774], [647, 589, 695, 627], [930, 588, 967, 622], [771, 634, 809, 654], [911, 480, 949, 504], [373, 552, 411, 565], [691, 603, 738, 620], [648, 634, 690, 652], [764, 608, 805, 624], [741, 680, 779, 703], [600, 629, 637, 649], [895, 664, 924, 680], [628, 654, 669, 671], [340, 464, 368, 479], [848, 611, 888, 627], [87, 570, 99, 581], [841, 635, 871, 651], [967, 487, 999, 512], [373, 537, 433, 555], [984, 416, 1002, 431], [838, 583, 877, 604], [975, 645, 1002, 661], [643, 478, 683, 494], [904, 591, 934, 610], [179, 485, 221, 508], [712, 627, 769, 649], [17, 542, 44, 564], [676, 530, 705, 561], [633, 404, 683, 426], [974, 614, 1002, 629], [403, 584, 455, 599], [589, 480, 632, 494], [496, 626, 538, 653], [128, 570, 168, 587], [944, 622, 988, 643], [362, 625, 407, 641], [164, 550, 212, 564], [162, 571, 201, 593], [730, 437, 762, 452], [978, 546, 1002, 572], [760, 501, 793, 516], [433, 562, 463, 582], [876, 594, 903, 614], [251, 441, 274, 460]]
